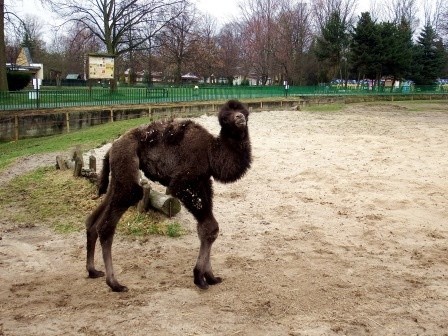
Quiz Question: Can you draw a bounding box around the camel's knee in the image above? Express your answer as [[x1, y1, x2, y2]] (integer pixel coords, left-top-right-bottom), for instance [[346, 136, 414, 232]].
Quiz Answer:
[[198, 222, 219, 243], [208, 228, 219, 243]]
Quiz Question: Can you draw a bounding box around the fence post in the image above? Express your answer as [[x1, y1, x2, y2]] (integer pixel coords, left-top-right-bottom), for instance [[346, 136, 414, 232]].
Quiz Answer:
[[14, 115, 19, 141], [65, 112, 70, 133], [110, 109, 114, 122]]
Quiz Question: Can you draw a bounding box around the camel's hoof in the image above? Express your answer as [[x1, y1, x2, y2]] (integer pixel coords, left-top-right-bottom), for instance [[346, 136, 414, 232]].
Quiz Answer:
[[110, 284, 129, 292], [195, 280, 209, 290], [205, 274, 222, 286], [194, 269, 222, 289], [111, 285, 129, 292], [107, 279, 129, 292], [88, 269, 105, 278]]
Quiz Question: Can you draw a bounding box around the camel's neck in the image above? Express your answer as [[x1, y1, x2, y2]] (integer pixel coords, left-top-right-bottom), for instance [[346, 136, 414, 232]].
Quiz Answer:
[[210, 130, 252, 183]]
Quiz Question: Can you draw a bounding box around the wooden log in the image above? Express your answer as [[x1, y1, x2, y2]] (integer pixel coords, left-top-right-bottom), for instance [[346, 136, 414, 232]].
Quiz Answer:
[[149, 190, 181, 217], [81, 168, 98, 183]]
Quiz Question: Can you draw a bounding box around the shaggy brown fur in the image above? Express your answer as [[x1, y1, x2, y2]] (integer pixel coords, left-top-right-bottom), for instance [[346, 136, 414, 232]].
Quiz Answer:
[[86, 100, 252, 291]]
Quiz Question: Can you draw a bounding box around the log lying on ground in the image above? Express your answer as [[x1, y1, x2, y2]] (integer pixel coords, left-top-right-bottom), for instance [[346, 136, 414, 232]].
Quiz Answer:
[[138, 184, 181, 217]]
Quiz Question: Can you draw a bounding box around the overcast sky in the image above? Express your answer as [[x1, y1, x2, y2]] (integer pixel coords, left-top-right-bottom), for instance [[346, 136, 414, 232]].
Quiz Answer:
[[7, 0, 428, 42], [10, 0, 372, 29]]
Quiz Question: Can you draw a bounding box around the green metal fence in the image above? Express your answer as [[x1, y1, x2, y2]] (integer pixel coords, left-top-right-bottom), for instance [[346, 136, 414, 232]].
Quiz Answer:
[[1, 85, 447, 111]]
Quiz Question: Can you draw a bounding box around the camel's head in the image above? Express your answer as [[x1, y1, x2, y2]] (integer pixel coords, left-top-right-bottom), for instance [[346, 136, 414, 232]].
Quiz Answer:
[[218, 100, 249, 133]]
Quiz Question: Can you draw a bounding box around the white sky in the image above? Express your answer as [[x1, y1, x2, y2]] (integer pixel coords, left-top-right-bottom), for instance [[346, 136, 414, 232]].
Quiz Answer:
[[10, 0, 373, 27], [7, 0, 427, 42], [194, 0, 372, 25]]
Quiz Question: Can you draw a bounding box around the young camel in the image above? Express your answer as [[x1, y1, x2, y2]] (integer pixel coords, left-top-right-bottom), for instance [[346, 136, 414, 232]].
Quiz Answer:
[[86, 100, 252, 291]]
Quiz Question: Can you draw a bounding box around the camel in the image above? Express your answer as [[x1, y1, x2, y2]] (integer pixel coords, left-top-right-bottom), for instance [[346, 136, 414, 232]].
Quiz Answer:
[[85, 99, 252, 291]]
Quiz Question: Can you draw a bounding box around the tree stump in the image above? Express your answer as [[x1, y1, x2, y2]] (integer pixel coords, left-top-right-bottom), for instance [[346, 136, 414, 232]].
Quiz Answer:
[[56, 155, 68, 170]]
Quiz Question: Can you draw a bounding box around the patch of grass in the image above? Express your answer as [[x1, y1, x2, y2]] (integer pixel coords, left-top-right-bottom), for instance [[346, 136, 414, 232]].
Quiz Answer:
[[0, 168, 185, 238], [0, 115, 153, 172], [166, 222, 183, 237], [120, 212, 185, 237]]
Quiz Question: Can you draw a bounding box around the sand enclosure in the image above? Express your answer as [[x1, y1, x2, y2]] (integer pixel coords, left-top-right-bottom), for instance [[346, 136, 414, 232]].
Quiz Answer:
[[1, 102, 447, 335]]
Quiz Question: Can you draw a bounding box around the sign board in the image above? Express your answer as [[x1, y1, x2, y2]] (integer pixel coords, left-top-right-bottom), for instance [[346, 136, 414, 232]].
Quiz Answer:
[[88, 55, 115, 79]]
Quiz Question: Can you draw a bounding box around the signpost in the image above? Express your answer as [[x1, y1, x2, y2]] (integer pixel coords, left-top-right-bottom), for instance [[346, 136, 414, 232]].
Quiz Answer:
[[87, 54, 116, 94], [88, 54, 115, 80]]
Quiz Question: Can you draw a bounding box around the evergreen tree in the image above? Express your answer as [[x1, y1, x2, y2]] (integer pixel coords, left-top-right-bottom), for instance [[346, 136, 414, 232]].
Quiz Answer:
[[350, 12, 379, 80], [351, 15, 413, 90], [411, 23, 446, 85], [379, 19, 413, 83], [314, 10, 350, 82]]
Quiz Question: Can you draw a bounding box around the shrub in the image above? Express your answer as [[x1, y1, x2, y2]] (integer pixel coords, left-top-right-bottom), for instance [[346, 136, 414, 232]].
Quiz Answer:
[[7, 71, 32, 91]]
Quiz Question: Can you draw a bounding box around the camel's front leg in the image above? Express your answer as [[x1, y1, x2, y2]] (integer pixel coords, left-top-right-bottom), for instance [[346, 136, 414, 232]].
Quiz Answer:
[[194, 216, 222, 289]]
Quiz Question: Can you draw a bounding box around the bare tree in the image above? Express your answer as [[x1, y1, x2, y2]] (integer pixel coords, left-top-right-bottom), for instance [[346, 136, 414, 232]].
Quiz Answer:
[[1, 0, 9, 91], [423, 0, 447, 39], [190, 14, 219, 83], [312, 0, 358, 30], [383, 0, 420, 31], [157, 1, 198, 83], [42, 0, 185, 87], [216, 23, 241, 84], [275, 1, 313, 85], [240, 0, 282, 85]]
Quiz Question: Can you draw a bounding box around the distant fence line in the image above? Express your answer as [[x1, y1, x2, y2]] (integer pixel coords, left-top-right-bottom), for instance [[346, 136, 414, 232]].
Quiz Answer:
[[1, 85, 447, 111], [1, 85, 447, 141]]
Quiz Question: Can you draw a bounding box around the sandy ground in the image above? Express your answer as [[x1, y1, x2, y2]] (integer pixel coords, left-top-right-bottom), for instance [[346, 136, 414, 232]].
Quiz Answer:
[[1, 103, 447, 335]]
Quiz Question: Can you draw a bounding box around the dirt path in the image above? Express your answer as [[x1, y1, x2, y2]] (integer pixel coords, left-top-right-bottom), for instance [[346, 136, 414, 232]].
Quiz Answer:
[[1, 104, 447, 335]]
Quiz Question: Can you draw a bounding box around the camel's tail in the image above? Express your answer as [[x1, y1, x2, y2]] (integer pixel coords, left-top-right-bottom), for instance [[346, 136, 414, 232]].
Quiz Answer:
[[97, 150, 110, 196]]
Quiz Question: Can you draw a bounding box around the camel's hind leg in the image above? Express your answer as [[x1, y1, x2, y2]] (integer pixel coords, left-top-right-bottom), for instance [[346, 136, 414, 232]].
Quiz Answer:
[[86, 203, 106, 278], [97, 203, 130, 292]]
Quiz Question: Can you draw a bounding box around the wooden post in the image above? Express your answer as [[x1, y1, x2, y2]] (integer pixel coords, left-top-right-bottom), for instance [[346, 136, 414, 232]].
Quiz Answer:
[[73, 146, 83, 177], [65, 112, 70, 133], [74, 157, 83, 177], [14, 115, 19, 141], [89, 155, 96, 172]]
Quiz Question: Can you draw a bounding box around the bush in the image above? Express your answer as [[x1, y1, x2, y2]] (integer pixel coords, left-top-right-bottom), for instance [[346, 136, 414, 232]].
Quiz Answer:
[[7, 71, 32, 91]]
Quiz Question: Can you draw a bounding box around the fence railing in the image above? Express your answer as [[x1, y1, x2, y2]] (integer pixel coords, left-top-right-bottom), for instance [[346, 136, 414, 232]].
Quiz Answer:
[[1, 84, 447, 111]]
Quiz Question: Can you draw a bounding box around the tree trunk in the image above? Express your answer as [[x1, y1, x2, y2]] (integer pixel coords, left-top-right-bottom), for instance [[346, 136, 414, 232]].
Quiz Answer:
[[0, 0, 9, 92]]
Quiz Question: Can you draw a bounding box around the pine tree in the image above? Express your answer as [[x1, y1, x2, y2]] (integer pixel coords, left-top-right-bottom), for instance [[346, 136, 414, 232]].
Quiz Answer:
[[411, 24, 446, 86], [350, 12, 379, 80], [314, 10, 350, 82]]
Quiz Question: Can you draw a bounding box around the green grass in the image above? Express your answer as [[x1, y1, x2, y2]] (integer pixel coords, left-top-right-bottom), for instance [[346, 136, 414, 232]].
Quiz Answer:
[[0, 167, 185, 237], [0, 115, 153, 172]]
